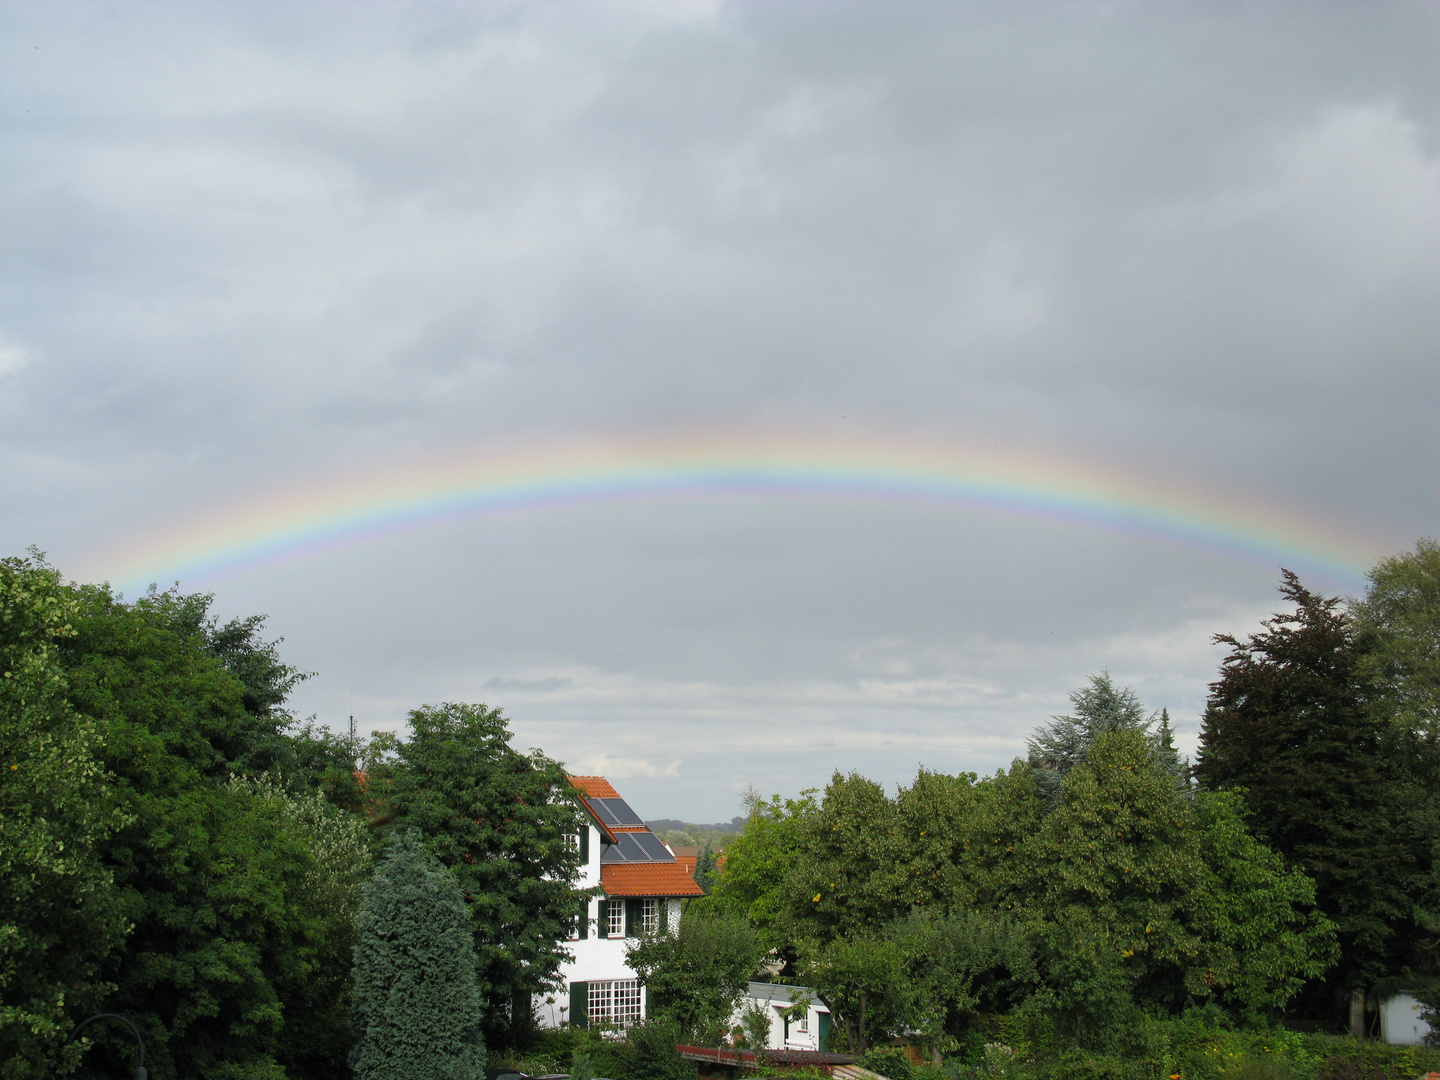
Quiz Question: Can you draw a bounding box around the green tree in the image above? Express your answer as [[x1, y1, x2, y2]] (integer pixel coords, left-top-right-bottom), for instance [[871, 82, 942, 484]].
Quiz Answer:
[[351, 830, 485, 1080], [236, 777, 374, 1077], [788, 773, 906, 939], [894, 911, 1037, 1061], [1195, 572, 1424, 1004], [1352, 538, 1440, 738], [626, 910, 764, 1042], [1014, 728, 1333, 1038], [60, 580, 344, 1079], [799, 930, 912, 1053], [1028, 673, 1183, 807], [696, 789, 818, 950], [0, 554, 129, 1078], [380, 703, 588, 1053]]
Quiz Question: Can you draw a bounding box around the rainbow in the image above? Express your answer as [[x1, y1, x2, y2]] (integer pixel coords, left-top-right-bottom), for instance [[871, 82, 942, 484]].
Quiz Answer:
[[92, 433, 1376, 592]]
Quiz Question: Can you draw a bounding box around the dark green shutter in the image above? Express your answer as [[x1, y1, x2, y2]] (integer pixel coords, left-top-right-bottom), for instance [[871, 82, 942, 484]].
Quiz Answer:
[[579, 825, 590, 864], [577, 898, 588, 939], [625, 898, 639, 937], [569, 981, 587, 1029], [818, 1011, 830, 1050]]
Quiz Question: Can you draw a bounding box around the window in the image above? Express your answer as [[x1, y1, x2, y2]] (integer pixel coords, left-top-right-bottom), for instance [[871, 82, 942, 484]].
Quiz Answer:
[[606, 899, 625, 938], [639, 898, 659, 935], [588, 979, 642, 1028], [563, 833, 579, 852]]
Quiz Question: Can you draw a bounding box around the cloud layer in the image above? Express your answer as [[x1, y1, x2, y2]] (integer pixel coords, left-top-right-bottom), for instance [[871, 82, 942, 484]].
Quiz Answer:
[[1, 1, 1435, 818]]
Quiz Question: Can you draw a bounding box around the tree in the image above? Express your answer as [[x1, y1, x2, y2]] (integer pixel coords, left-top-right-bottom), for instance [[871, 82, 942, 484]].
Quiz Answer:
[[351, 830, 485, 1080], [1352, 538, 1440, 738], [894, 911, 1037, 1061], [1006, 729, 1334, 1040], [1195, 570, 1424, 1010], [695, 789, 818, 951], [626, 910, 764, 1042], [0, 554, 129, 1078], [1028, 673, 1182, 807], [379, 703, 588, 1052], [799, 931, 912, 1053], [788, 773, 907, 939]]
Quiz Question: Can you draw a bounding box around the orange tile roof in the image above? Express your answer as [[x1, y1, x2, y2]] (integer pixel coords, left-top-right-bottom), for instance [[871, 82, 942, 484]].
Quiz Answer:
[[675, 855, 698, 876], [602, 861, 705, 898], [568, 775, 620, 799]]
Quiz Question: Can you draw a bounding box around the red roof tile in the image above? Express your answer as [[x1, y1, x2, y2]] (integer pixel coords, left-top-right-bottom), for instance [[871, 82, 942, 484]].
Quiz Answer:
[[568, 775, 620, 799], [602, 861, 705, 898]]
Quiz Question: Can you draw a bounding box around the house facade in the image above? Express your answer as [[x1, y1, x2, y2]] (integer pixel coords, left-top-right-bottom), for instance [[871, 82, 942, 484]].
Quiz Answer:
[[534, 776, 704, 1030]]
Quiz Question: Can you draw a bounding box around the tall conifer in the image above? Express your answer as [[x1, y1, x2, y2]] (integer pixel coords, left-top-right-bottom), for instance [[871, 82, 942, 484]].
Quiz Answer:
[[351, 829, 486, 1080]]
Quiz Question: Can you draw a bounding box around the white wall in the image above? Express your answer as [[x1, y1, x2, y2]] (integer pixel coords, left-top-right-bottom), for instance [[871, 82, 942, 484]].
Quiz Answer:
[[1379, 994, 1434, 1046]]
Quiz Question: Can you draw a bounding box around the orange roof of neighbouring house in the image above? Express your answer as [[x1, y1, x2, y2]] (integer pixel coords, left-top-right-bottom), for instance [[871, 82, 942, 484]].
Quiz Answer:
[[602, 861, 705, 898], [569, 775, 621, 799]]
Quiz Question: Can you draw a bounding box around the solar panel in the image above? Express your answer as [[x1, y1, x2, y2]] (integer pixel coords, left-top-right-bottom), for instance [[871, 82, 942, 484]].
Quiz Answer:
[[599, 832, 675, 863], [631, 832, 673, 861], [589, 798, 644, 827]]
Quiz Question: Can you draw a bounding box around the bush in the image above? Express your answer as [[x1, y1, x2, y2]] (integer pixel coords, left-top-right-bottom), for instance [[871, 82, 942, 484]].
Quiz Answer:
[[350, 829, 486, 1080], [1305, 1036, 1440, 1080], [858, 1047, 915, 1080], [611, 1019, 697, 1080]]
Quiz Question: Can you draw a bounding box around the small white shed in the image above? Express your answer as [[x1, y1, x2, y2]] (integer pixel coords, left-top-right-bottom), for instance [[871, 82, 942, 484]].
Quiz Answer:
[[1378, 993, 1434, 1046], [734, 981, 832, 1052]]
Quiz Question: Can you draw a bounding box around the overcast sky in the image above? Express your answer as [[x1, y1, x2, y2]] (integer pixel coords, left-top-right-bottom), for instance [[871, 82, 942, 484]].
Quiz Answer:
[[2, 1, 1436, 821]]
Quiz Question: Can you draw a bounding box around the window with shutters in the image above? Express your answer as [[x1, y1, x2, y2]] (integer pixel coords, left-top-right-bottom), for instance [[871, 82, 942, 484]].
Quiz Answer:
[[606, 899, 625, 938], [639, 897, 659, 935], [588, 979, 642, 1028], [563, 833, 579, 852]]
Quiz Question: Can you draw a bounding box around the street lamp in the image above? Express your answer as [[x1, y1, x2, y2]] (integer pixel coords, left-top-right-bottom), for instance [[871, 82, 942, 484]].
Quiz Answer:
[[68, 1013, 147, 1080]]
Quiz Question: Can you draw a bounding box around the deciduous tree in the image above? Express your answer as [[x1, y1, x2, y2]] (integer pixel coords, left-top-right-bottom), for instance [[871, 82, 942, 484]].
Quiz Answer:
[[380, 703, 588, 1052]]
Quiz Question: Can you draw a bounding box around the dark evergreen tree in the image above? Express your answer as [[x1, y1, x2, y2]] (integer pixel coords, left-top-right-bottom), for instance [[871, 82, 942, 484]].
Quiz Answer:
[[351, 830, 485, 1080], [1194, 571, 1423, 1010]]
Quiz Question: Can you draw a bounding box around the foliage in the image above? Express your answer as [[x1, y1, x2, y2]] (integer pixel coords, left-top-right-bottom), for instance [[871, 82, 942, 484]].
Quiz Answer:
[[694, 842, 721, 895], [1028, 673, 1185, 808], [351, 829, 485, 1080], [895, 911, 1037, 1057], [0, 553, 130, 1078], [57, 579, 341, 1080], [377, 702, 590, 1053], [608, 1018, 698, 1080], [857, 1046, 914, 1080], [800, 929, 912, 1053], [734, 1000, 774, 1050], [1351, 538, 1440, 739], [697, 789, 819, 949], [1195, 571, 1430, 996], [234, 776, 374, 1075], [626, 909, 765, 1042]]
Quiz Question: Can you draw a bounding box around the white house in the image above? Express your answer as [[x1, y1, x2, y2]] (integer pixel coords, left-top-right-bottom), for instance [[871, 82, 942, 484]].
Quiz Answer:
[[733, 982, 832, 1052], [534, 776, 704, 1031]]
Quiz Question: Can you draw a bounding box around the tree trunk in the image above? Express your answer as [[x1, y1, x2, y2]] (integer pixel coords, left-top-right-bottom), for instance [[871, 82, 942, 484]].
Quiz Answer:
[[1349, 986, 1366, 1040]]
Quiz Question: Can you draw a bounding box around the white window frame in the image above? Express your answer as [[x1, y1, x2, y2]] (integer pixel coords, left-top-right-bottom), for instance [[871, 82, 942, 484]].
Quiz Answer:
[[639, 897, 659, 935], [588, 979, 643, 1029], [606, 899, 625, 938]]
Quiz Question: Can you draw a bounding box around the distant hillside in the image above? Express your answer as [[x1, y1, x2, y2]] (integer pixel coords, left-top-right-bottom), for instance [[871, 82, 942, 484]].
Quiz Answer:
[[647, 816, 747, 850], [647, 816, 746, 835]]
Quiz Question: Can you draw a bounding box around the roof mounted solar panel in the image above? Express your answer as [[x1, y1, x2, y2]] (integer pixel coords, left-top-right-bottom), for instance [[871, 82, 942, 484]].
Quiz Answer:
[[631, 833, 673, 861], [589, 798, 644, 827]]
